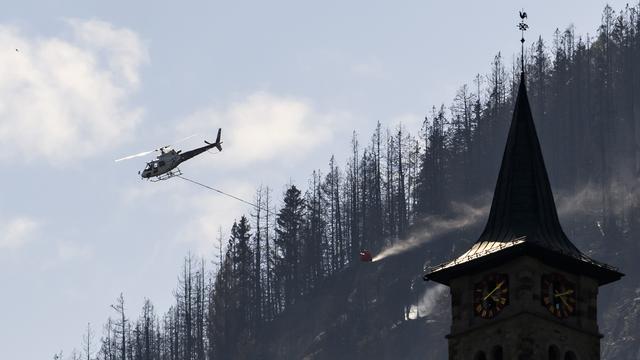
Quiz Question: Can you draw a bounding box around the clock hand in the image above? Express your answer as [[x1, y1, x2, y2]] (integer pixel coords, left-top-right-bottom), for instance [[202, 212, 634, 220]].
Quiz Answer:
[[559, 294, 570, 307], [483, 280, 505, 301], [553, 289, 574, 298], [553, 290, 572, 308]]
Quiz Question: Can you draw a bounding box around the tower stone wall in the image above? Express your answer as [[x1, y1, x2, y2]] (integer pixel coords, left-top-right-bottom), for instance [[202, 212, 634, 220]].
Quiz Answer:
[[446, 256, 601, 360]]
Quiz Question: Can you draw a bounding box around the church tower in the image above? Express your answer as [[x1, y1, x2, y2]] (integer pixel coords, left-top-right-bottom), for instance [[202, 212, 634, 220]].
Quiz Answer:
[[424, 71, 623, 360]]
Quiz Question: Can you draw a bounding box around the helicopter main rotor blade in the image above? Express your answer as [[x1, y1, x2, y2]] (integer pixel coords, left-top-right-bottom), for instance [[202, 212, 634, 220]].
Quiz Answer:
[[114, 149, 156, 162], [114, 134, 199, 162], [173, 134, 198, 145], [155, 134, 198, 151]]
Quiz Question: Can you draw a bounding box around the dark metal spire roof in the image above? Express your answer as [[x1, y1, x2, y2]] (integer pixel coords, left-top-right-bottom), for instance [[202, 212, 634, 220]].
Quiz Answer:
[[478, 72, 577, 253], [425, 73, 623, 285]]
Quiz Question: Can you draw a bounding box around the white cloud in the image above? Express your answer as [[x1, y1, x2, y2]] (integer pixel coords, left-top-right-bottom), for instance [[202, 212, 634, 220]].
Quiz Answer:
[[0, 217, 39, 250], [177, 181, 256, 255], [0, 19, 147, 165], [56, 240, 93, 262], [121, 179, 182, 204], [119, 176, 255, 256], [178, 92, 346, 168], [351, 58, 388, 79], [67, 19, 146, 87]]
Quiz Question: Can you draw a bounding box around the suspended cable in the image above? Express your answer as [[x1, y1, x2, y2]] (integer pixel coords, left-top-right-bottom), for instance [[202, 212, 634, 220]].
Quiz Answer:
[[176, 175, 271, 214]]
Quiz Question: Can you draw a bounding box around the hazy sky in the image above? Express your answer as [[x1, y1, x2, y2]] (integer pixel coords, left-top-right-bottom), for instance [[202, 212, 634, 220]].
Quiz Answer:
[[0, 1, 631, 358]]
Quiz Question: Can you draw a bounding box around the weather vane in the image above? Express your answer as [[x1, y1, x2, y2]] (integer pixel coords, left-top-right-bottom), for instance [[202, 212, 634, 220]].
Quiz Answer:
[[518, 10, 528, 73]]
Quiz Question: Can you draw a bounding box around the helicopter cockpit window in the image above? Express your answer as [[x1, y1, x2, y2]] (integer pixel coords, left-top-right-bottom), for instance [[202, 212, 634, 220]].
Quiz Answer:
[[145, 163, 152, 171]]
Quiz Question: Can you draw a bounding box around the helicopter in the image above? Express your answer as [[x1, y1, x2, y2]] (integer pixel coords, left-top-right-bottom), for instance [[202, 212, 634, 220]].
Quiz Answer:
[[115, 129, 222, 181]]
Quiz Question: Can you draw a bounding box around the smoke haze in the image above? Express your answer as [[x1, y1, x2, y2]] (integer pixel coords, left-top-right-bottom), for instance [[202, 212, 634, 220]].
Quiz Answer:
[[372, 179, 639, 263], [556, 181, 640, 218], [406, 284, 448, 320], [372, 201, 489, 262]]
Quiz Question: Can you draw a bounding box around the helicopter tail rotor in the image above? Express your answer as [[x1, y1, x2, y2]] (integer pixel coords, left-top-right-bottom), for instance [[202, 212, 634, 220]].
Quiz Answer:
[[214, 128, 222, 151], [204, 128, 223, 152]]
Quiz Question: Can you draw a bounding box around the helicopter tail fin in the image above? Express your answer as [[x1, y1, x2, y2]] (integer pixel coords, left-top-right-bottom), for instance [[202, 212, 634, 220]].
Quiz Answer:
[[205, 128, 223, 151]]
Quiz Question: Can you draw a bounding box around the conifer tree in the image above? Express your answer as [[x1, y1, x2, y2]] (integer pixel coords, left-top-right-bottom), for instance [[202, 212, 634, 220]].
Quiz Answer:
[[275, 185, 305, 306]]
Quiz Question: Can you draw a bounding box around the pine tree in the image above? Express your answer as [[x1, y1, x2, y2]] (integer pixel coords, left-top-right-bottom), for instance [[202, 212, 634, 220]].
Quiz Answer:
[[274, 185, 305, 306]]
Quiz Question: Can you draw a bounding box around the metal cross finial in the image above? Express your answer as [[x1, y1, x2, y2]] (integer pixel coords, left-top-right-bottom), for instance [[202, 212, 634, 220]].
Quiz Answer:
[[518, 10, 529, 74]]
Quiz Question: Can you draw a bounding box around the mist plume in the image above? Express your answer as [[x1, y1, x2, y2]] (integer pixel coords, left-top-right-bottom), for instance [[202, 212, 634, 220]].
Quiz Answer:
[[556, 181, 640, 217], [406, 284, 448, 320], [372, 201, 489, 262]]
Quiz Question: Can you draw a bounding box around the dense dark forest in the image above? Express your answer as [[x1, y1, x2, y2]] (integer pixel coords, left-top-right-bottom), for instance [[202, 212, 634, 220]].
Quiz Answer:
[[63, 4, 640, 360]]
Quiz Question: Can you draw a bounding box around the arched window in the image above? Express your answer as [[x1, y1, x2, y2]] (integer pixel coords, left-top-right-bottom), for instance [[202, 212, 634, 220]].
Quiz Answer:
[[564, 351, 577, 360], [492, 345, 503, 360], [548, 345, 560, 360], [474, 351, 487, 360]]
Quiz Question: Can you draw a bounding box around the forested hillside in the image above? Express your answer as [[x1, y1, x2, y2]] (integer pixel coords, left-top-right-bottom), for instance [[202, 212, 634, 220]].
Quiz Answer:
[[66, 4, 640, 360]]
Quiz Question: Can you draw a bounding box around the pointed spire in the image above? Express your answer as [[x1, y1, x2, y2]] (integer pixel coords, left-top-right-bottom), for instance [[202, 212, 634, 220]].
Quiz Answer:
[[477, 73, 579, 255], [425, 74, 622, 285]]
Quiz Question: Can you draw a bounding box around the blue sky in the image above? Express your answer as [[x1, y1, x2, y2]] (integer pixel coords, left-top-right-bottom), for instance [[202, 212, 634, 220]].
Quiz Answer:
[[0, 1, 630, 358]]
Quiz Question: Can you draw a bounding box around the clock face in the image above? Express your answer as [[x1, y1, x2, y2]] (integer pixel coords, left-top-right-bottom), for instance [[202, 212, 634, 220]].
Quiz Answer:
[[473, 273, 509, 319], [541, 273, 576, 318]]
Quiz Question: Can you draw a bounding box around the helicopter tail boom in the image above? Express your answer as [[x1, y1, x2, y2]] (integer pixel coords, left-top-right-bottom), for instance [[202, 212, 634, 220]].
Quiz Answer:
[[178, 128, 223, 163]]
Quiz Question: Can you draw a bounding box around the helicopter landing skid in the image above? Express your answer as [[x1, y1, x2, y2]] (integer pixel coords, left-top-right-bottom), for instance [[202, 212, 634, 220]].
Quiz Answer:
[[150, 168, 183, 182]]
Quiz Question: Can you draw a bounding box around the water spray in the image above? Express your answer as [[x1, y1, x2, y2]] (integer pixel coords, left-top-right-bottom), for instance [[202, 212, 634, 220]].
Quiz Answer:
[[372, 202, 489, 262], [367, 182, 628, 263]]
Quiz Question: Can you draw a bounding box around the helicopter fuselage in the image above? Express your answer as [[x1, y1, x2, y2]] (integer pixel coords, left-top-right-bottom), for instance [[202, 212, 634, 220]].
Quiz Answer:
[[140, 150, 182, 179], [140, 140, 221, 180]]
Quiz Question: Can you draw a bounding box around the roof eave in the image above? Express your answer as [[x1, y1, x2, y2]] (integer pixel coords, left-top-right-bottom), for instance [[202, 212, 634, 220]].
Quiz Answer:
[[424, 243, 623, 286]]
